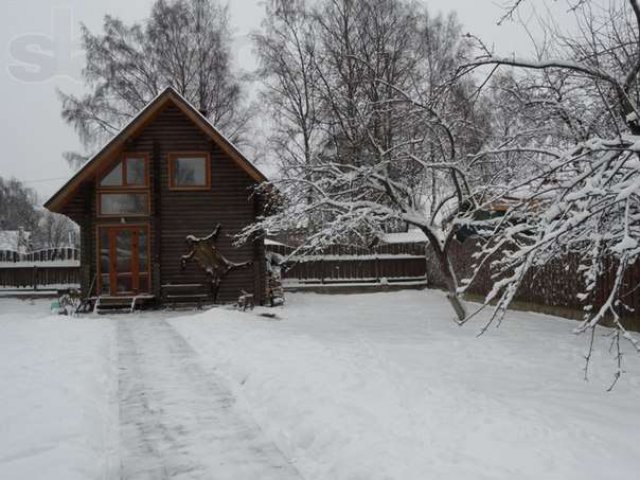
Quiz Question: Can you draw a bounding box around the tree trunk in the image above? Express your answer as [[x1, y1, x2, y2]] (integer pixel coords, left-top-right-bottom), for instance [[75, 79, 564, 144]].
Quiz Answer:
[[419, 228, 467, 322], [439, 248, 467, 322]]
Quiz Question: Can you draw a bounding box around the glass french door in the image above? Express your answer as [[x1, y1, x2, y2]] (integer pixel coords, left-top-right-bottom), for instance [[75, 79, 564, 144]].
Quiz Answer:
[[99, 225, 149, 296]]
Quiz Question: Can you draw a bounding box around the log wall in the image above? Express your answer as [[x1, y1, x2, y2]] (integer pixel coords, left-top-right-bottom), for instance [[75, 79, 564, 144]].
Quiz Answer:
[[61, 104, 265, 304]]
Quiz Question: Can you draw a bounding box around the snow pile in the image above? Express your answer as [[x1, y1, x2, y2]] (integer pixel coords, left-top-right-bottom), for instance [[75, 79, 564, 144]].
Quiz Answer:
[[171, 291, 640, 480], [378, 229, 428, 244], [0, 300, 117, 480]]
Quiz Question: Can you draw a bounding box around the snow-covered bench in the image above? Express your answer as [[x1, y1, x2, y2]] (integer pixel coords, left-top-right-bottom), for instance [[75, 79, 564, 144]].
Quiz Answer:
[[161, 283, 211, 308]]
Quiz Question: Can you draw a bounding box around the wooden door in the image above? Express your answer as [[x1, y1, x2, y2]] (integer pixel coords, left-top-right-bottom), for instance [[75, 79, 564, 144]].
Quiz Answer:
[[99, 225, 149, 296]]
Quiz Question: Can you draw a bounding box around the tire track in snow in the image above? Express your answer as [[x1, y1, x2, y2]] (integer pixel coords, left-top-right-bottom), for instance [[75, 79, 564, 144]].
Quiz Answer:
[[116, 317, 302, 479]]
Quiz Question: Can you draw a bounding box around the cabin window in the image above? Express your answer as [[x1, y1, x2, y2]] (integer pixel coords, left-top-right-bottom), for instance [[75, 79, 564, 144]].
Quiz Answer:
[[168, 153, 210, 190], [100, 155, 148, 187], [126, 157, 146, 186], [100, 162, 123, 186], [99, 193, 149, 216], [97, 154, 149, 217]]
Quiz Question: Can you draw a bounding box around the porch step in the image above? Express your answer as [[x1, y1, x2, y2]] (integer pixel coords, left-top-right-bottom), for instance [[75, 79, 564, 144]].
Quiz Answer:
[[93, 295, 155, 314]]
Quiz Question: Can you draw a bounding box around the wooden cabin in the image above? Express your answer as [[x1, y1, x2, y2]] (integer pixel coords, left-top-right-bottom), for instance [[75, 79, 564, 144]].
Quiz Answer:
[[45, 87, 268, 309]]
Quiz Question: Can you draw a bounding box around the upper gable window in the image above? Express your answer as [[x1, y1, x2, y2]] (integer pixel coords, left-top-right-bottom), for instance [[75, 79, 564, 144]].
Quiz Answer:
[[168, 153, 210, 190], [100, 155, 148, 187]]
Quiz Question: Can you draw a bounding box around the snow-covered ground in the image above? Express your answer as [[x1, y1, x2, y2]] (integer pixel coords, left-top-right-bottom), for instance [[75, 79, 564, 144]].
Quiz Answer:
[[0, 298, 117, 480], [1, 290, 639, 479]]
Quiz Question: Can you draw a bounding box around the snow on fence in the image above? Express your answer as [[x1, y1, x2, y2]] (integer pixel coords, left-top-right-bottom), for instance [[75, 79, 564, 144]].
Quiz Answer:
[[427, 239, 640, 326], [0, 247, 80, 265], [266, 241, 428, 288], [0, 247, 81, 290]]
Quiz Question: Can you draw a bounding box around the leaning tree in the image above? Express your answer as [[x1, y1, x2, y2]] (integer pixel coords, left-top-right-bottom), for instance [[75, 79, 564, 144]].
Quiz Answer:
[[246, 0, 493, 320], [455, 0, 640, 386]]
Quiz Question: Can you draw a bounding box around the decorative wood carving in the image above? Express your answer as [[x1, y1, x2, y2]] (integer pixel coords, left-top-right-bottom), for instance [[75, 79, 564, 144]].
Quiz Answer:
[[180, 224, 253, 302]]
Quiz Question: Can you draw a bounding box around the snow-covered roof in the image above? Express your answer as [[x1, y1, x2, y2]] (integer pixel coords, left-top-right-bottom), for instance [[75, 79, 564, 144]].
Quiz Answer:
[[378, 230, 427, 244]]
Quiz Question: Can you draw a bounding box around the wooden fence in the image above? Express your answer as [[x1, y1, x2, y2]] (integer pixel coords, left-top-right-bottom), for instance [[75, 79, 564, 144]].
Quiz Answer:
[[0, 247, 79, 263], [426, 239, 640, 325], [267, 242, 428, 288], [0, 266, 81, 290], [0, 247, 81, 290]]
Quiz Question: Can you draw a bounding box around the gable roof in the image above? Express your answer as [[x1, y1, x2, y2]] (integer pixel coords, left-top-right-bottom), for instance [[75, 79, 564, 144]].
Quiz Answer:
[[45, 87, 267, 213]]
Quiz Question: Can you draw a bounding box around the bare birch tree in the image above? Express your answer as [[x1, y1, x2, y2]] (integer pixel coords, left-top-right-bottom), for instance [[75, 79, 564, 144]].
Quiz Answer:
[[0, 177, 39, 233], [59, 0, 248, 167], [254, 0, 322, 180], [32, 211, 79, 250], [248, 0, 489, 320]]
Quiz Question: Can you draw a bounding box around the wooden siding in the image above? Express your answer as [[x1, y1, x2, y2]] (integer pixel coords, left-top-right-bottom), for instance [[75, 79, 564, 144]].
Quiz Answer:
[[63, 104, 265, 304], [44, 88, 266, 214]]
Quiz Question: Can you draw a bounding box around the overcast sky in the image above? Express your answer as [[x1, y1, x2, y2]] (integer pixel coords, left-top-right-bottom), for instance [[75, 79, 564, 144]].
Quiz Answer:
[[0, 0, 573, 204]]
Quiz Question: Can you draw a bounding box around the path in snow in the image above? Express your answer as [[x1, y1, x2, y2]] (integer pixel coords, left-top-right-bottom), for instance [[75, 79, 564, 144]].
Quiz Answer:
[[116, 317, 302, 480]]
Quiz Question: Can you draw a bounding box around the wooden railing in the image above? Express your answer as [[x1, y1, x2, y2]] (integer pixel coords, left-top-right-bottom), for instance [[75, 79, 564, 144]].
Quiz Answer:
[[0, 247, 81, 290], [0, 247, 80, 264]]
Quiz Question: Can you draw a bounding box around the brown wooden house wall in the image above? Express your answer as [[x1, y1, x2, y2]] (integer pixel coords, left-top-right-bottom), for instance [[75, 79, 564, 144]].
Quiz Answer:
[[62, 104, 265, 304], [61, 183, 94, 295]]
